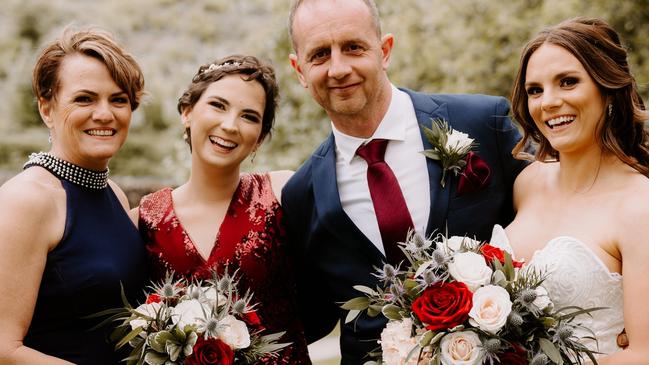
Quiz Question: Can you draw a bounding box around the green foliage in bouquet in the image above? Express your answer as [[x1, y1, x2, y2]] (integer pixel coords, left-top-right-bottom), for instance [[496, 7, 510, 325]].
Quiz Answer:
[[91, 270, 289, 365], [342, 231, 605, 365]]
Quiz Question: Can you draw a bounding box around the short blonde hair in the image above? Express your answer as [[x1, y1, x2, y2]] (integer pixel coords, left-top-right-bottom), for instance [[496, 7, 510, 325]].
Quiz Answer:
[[32, 26, 145, 110]]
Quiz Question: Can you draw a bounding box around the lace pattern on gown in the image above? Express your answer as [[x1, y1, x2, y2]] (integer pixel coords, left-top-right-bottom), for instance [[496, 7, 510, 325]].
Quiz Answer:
[[490, 225, 624, 355]]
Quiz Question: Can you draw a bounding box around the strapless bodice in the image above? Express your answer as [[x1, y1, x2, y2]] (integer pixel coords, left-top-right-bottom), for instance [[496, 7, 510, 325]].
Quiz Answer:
[[490, 225, 624, 355]]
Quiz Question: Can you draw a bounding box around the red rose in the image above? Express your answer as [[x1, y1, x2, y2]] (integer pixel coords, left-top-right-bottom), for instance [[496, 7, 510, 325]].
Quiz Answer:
[[480, 244, 524, 268], [457, 152, 491, 195], [145, 293, 161, 304], [496, 343, 528, 365], [411, 281, 472, 331], [241, 310, 262, 328], [185, 337, 234, 365]]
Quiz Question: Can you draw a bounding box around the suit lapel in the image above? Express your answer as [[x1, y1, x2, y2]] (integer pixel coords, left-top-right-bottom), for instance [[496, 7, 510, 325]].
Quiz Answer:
[[402, 89, 452, 237], [311, 135, 385, 263]]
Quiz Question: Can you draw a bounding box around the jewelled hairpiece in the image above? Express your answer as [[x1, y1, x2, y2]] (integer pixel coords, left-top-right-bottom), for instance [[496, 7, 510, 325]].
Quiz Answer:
[[202, 61, 242, 74]]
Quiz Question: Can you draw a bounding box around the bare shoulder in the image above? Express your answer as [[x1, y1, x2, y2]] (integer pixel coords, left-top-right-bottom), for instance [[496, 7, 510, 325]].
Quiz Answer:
[[0, 168, 65, 249], [512, 161, 553, 208], [108, 179, 130, 211], [268, 170, 295, 203]]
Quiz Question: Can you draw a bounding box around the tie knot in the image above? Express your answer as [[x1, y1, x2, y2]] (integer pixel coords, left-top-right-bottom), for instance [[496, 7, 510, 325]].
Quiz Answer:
[[356, 139, 388, 164]]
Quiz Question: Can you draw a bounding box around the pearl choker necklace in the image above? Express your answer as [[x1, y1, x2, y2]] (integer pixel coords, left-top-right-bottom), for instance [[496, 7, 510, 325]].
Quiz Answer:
[[24, 152, 109, 190]]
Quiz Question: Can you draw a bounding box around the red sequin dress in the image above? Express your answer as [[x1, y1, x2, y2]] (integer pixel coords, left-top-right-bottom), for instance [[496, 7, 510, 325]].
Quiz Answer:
[[138, 173, 311, 364]]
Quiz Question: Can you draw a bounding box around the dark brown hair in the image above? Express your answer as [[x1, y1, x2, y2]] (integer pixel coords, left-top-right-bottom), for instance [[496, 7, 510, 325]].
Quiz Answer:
[[32, 26, 144, 110], [511, 17, 649, 175], [177, 54, 279, 147]]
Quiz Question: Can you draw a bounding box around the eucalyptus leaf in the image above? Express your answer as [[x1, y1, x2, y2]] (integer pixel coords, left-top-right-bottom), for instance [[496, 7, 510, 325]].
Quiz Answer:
[[345, 309, 361, 323], [421, 150, 441, 161], [539, 338, 562, 364], [382, 304, 403, 320], [418, 330, 434, 347], [353, 285, 379, 296], [341, 297, 370, 310], [166, 342, 181, 361], [143, 351, 169, 365], [492, 270, 507, 286]]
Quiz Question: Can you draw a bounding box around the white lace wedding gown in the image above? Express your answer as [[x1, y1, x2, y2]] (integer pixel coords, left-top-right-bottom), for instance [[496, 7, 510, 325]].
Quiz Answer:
[[490, 225, 624, 355]]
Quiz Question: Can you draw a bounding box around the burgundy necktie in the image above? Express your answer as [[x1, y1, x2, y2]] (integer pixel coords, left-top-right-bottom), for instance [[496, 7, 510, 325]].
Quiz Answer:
[[356, 139, 414, 265]]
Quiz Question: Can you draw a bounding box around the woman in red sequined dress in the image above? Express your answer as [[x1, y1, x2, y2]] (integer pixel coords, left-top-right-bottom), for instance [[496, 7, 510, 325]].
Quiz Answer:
[[131, 55, 311, 364]]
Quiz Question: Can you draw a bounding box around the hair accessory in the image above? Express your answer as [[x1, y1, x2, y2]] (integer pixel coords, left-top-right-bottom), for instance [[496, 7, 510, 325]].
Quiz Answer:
[[202, 61, 242, 74], [608, 103, 613, 117], [23, 152, 108, 190]]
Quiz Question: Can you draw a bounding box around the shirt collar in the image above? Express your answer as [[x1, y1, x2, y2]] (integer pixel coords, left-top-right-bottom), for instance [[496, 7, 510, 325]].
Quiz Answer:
[[332, 85, 410, 164]]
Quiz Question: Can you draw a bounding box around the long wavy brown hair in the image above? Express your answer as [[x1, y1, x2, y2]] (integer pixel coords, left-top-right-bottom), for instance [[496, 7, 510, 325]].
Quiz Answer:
[[511, 17, 649, 176]]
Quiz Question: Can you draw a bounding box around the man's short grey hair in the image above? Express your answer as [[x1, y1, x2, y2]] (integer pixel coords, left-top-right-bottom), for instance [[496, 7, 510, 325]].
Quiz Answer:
[[288, 0, 382, 52]]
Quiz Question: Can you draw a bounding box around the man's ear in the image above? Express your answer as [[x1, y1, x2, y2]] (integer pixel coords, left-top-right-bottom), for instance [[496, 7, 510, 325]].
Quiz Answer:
[[290, 54, 308, 88], [380, 33, 394, 70], [38, 98, 54, 128]]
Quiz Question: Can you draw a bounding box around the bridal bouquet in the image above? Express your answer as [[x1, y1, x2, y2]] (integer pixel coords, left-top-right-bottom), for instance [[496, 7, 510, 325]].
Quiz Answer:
[[95, 270, 288, 365], [343, 232, 601, 365]]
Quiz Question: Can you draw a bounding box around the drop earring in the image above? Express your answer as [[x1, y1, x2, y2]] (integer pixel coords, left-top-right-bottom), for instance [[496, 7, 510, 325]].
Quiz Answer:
[[250, 150, 257, 164], [608, 104, 613, 117], [48, 130, 52, 144]]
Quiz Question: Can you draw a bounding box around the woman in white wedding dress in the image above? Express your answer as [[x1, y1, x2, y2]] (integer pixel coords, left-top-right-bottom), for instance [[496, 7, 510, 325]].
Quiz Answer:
[[504, 17, 649, 363]]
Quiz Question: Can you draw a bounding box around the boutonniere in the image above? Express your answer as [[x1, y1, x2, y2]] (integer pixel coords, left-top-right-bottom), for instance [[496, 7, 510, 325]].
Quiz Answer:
[[421, 119, 491, 194]]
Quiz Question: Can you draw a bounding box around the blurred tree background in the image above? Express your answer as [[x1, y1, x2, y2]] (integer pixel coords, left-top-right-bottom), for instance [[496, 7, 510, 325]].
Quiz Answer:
[[0, 0, 647, 187]]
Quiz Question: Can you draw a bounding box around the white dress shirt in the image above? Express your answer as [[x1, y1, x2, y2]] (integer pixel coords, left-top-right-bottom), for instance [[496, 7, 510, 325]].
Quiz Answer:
[[332, 85, 431, 255]]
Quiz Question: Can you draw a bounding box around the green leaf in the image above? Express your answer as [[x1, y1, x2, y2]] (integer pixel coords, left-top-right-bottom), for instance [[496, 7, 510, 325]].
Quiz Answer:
[[382, 304, 403, 320], [421, 150, 441, 161], [367, 304, 383, 317], [539, 338, 562, 364], [341, 297, 370, 310], [166, 341, 181, 361], [345, 309, 361, 323], [143, 351, 169, 365], [115, 327, 144, 350], [492, 270, 507, 286], [353, 285, 379, 296], [418, 330, 435, 347]]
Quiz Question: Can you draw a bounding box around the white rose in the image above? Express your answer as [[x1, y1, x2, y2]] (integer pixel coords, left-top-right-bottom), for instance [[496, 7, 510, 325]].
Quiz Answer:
[[469, 285, 512, 334], [445, 130, 474, 151], [443, 236, 481, 251], [448, 252, 493, 291], [380, 318, 420, 365], [533, 286, 553, 312], [217, 315, 251, 349], [202, 287, 228, 307], [171, 299, 207, 330], [130, 302, 164, 330], [440, 331, 483, 365]]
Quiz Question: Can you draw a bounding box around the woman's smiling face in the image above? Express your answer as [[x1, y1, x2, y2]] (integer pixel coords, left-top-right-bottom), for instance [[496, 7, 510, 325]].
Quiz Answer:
[[525, 43, 608, 156], [182, 74, 265, 171]]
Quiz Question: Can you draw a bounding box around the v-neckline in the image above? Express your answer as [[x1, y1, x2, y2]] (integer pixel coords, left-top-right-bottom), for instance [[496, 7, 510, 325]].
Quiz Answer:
[[168, 180, 242, 263]]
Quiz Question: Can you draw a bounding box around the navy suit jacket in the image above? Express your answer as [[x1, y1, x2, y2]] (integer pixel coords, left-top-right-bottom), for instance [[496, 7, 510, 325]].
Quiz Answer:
[[282, 89, 527, 364]]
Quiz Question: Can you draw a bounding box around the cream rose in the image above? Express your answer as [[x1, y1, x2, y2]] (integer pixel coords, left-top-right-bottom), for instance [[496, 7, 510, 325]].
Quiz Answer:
[[130, 302, 164, 330], [440, 331, 483, 365], [533, 286, 553, 312], [445, 130, 474, 151], [217, 315, 251, 349], [171, 299, 207, 330], [202, 287, 228, 307], [380, 318, 419, 365], [448, 252, 492, 291], [469, 285, 512, 334], [442, 236, 481, 252]]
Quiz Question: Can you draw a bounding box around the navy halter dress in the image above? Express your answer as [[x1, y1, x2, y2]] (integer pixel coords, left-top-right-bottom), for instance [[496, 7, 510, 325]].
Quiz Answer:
[[23, 177, 147, 364]]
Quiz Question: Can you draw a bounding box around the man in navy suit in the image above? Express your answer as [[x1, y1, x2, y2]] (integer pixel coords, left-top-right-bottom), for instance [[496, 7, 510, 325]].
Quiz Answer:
[[282, 0, 527, 363]]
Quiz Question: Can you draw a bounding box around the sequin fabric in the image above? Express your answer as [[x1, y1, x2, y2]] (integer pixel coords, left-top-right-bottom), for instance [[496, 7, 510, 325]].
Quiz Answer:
[[139, 173, 311, 364]]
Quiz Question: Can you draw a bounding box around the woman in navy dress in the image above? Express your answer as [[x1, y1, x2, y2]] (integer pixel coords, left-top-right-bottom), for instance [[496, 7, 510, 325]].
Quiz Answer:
[[0, 27, 147, 364], [134, 55, 312, 364]]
